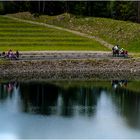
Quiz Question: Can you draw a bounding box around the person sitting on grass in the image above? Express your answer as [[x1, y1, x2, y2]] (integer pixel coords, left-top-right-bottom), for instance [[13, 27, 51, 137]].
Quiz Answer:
[[1, 50, 19, 59], [120, 48, 124, 54], [15, 50, 19, 58], [7, 49, 13, 58], [7, 49, 19, 59], [112, 45, 120, 55], [1, 52, 6, 57]]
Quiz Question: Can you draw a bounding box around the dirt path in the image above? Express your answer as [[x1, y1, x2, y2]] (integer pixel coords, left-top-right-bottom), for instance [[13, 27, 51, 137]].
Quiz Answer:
[[19, 51, 111, 60], [8, 51, 135, 61], [1, 50, 136, 61], [4, 15, 113, 49]]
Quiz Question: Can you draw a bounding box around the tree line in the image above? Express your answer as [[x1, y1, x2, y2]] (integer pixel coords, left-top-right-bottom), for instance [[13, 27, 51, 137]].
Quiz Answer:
[[0, 1, 140, 23]]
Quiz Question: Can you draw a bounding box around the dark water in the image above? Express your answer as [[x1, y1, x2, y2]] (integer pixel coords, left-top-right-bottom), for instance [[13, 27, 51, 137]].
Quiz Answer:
[[0, 80, 140, 139]]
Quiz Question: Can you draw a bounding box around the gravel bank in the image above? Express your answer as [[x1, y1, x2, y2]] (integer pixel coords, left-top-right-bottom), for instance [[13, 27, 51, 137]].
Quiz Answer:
[[0, 59, 140, 81]]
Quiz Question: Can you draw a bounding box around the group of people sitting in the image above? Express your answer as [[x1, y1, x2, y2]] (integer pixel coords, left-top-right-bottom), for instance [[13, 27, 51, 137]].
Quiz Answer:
[[1, 50, 19, 59], [112, 45, 128, 57]]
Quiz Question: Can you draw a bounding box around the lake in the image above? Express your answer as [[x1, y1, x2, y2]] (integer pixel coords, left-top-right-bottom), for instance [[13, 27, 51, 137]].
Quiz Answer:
[[0, 80, 140, 139]]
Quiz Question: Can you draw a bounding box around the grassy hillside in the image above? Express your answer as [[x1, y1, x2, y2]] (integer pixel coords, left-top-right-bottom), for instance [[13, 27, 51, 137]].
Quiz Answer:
[[0, 15, 107, 51], [8, 12, 140, 52]]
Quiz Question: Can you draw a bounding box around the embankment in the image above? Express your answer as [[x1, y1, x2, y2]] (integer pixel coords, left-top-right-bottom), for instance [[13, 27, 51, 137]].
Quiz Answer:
[[0, 59, 140, 81]]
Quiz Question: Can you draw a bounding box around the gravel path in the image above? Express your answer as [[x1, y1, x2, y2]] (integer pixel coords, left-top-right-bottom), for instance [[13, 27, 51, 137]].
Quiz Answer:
[[0, 51, 132, 61], [4, 15, 113, 49], [19, 51, 112, 60]]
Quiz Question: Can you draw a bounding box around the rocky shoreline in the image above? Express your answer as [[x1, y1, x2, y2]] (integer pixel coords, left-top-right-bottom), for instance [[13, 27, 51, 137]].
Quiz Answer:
[[0, 58, 140, 81]]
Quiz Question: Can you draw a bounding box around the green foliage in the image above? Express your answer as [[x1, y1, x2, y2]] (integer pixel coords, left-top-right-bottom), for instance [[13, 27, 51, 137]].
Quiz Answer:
[[112, 1, 137, 21], [68, 1, 87, 16], [0, 2, 4, 14], [1, 1, 139, 23]]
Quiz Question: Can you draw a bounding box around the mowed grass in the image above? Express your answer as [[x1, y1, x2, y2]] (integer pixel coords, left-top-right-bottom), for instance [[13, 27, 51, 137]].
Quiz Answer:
[[10, 12, 140, 53], [0, 16, 108, 51]]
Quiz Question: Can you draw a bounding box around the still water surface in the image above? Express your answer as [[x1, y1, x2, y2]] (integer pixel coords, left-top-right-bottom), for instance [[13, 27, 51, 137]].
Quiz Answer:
[[0, 80, 140, 139]]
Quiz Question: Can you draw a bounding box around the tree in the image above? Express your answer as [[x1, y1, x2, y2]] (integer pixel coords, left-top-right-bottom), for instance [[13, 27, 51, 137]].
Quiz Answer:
[[138, 1, 140, 23], [0, 1, 4, 14], [109, 1, 137, 22], [0, 1, 139, 23]]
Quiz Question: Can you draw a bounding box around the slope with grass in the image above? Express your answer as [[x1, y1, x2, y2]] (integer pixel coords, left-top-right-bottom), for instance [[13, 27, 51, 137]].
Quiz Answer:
[[0, 15, 108, 51], [8, 12, 140, 53]]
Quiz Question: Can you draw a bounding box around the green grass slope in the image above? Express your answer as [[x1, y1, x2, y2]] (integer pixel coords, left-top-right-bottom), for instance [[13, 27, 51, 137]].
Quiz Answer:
[[0, 15, 107, 51], [9, 12, 140, 52]]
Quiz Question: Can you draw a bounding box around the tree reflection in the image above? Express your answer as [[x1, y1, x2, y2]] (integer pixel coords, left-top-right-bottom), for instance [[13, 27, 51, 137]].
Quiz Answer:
[[19, 82, 102, 117], [111, 86, 140, 129], [20, 82, 59, 115], [0, 81, 18, 101], [1, 80, 140, 130]]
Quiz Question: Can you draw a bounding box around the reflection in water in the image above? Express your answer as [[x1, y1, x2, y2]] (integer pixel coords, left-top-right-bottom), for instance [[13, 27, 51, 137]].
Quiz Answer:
[[112, 87, 140, 129], [0, 81, 19, 100], [19, 82, 101, 117], [111, 80, 128, 89], [0, 80, 140, 138]]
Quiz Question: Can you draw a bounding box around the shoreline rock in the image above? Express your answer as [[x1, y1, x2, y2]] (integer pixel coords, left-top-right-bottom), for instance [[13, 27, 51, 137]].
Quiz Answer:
[[0, 59, 140, 81]]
